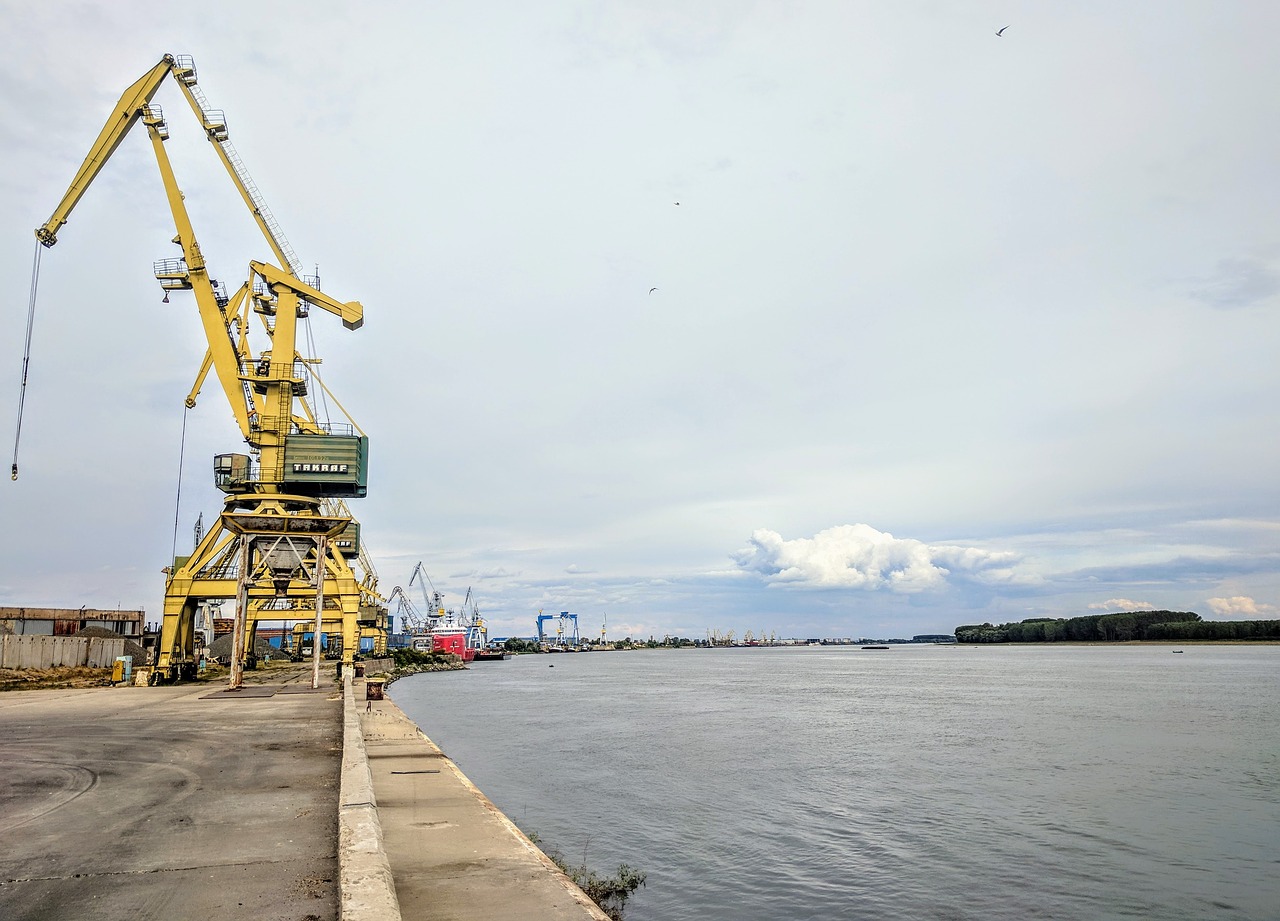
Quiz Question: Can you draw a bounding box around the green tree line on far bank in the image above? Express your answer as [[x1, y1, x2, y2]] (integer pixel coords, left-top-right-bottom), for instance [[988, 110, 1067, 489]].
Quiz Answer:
[[955, 610, 1280, 644]]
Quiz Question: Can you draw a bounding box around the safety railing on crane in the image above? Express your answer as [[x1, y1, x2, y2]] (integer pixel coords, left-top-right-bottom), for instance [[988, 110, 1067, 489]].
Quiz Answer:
[[245, 358, 311, 394], [181, 74, 303, 278], [251, 280, 311, 317]]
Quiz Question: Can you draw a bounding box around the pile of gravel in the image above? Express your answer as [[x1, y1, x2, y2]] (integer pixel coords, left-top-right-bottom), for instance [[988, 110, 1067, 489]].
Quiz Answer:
[[206, 633, 282, 661], [74, 626, 150, 666]]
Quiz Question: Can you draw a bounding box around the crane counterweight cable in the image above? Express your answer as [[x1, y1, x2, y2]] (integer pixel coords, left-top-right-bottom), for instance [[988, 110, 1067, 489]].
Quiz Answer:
[[11, 240, 44, 481]]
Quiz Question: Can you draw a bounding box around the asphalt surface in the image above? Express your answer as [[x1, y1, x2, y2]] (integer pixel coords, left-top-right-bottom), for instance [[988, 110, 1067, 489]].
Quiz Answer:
[[0, 665, 342, 921]]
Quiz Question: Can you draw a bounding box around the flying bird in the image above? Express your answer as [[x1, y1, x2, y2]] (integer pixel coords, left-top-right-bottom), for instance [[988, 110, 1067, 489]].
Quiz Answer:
[[649, 287, 658, 294], [674, 202, 680, 205], [996, 25, 1009, 36]]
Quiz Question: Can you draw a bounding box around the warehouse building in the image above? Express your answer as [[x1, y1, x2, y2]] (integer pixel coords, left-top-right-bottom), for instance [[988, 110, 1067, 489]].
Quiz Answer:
[[0, 606, 144, 638]]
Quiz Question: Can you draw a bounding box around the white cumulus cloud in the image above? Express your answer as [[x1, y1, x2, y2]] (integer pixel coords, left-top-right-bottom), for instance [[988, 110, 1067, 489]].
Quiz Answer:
[[732, 524, 1025, 592], [1088, 598, 1154, 612], [1206, 596, 1278, 617]]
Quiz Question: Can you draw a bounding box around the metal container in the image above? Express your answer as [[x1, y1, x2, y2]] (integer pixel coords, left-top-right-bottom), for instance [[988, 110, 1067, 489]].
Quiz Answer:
[[282, 434, 369, 497], [333, 520, 361, 557]]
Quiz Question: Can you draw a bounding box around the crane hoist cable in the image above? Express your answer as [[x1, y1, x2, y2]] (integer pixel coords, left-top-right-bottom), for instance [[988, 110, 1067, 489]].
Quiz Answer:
[[10, 241, 44, 481], [169, 405, 191, 566], [302, 309, 332, 425]]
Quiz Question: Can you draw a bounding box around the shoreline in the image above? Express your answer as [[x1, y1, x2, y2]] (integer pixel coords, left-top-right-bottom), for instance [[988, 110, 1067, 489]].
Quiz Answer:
[[951, 639, 1280, 646]]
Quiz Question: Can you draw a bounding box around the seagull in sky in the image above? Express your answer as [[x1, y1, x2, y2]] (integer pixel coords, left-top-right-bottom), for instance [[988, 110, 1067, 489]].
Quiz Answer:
[[649, 287, 658, 294], [996, 25, 1009, 36]]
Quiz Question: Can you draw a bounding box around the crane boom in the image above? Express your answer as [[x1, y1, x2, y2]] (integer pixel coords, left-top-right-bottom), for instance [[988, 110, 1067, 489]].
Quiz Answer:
[[36, 56, 184, 248], [37, 54, 301, 280], [250, 261, 363, 331], [168, 65, 301, 275], [34, 54, 255, 438]]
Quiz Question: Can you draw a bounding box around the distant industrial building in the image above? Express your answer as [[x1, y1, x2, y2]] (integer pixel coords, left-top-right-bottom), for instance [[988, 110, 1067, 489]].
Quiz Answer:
[[0, 606, 144, 638]]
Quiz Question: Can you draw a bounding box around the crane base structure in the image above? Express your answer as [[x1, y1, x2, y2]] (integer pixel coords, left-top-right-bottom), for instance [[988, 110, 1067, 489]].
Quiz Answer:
[[157, 494, 386, 682]]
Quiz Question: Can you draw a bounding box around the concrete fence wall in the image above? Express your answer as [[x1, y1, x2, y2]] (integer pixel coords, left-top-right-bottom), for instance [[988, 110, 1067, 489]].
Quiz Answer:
[[1, 635, 126, 669], [359, 657, 395, 677]]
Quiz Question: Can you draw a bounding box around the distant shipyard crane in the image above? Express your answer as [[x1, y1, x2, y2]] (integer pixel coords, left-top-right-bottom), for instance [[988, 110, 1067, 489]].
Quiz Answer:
[[407, 563, 485, 650], [460, 588, 487, 651], [535, 611, 579, 647], [536, 610, 556, 645], [387, 585, 427, 634], [409, 563, 445, 622], [559, 612, 580, 647]]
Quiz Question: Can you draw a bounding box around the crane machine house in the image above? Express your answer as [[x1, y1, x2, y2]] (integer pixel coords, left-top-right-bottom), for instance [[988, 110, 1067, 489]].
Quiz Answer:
[[27, 55, 387, 683]]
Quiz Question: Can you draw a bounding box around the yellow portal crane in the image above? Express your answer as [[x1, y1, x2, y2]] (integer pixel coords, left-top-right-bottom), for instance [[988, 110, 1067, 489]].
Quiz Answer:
[[34, 54, 386, 682]]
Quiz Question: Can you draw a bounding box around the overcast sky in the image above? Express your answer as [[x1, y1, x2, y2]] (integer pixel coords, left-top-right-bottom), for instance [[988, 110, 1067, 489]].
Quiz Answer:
[[2, 1, 1278, 642]]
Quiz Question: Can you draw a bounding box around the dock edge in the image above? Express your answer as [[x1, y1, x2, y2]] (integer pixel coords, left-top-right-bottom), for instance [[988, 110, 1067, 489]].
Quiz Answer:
[[340, 672, 403, 920]]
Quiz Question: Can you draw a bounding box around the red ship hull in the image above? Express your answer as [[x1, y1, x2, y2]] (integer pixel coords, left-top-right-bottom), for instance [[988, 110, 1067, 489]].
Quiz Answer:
[[430, 630, 475, 662]]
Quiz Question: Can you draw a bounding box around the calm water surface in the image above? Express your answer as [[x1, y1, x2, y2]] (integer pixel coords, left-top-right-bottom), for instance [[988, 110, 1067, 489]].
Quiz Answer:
[[391, 644, 1280, 920]]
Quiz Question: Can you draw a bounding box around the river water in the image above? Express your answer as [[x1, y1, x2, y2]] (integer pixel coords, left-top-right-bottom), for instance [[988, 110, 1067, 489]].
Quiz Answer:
[[391, 644, 1280, 920]]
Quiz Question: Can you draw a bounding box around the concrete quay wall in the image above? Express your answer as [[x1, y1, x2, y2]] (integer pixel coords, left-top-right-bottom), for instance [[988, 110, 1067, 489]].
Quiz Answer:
[[359, 656, 395, 676], [340, 672, 402, 919], [350, 676, 610, 921]]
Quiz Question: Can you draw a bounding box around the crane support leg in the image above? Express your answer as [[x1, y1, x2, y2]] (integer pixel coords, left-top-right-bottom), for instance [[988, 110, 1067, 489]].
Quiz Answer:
[[152, 495, 377, 683], [341, 598, 360, 670], [154, 597, 199, 683]]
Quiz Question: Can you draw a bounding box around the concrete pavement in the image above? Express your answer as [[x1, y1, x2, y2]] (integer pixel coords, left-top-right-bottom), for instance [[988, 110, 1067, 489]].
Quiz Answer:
[[0, 662, 608, 921], [0, 666, 342, 921]]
